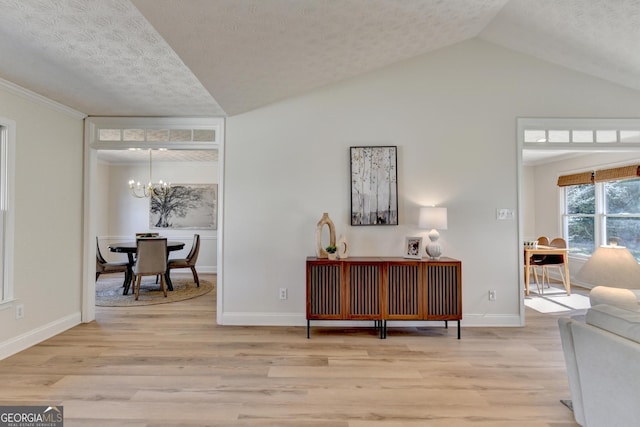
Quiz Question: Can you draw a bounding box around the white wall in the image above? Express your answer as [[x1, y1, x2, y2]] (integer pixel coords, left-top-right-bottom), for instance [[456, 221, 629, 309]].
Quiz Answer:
[[0, 83, 84, 357], [224, 39, 640, 326], [97, 159, 218, 273]]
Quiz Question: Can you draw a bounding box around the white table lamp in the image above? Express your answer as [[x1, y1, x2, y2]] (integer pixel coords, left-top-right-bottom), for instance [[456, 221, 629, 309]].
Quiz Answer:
[[419, 206, 448, 259], [576, 244, 640, 288]]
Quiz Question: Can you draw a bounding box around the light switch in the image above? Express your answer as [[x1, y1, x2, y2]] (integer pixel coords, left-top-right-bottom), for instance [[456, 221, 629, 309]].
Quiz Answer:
[[497, 208, 514, 220]]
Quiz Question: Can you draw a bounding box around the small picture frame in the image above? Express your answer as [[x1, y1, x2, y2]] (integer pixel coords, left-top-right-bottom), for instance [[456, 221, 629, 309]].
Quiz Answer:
[[404, 236, 423, 259]]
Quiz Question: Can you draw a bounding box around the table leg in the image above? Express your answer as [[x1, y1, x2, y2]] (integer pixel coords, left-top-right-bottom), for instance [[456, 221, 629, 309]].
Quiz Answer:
[[165, 271, 174, 291], [564, 260, 571, 295], [524, 255, 531, 297], [122, 253, 135, 296]]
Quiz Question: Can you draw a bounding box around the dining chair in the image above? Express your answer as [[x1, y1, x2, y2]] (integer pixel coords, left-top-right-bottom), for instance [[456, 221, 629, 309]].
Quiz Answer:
[[132, 238, 168, 301], [96, 237, 130, 287], [167, 234, 200, 287], [526, 236, 548, 293], [537, 237, 567, 294]]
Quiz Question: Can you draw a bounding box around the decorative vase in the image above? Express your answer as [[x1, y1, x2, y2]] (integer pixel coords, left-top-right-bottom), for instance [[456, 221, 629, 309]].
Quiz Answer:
[[316, 212, 336, 258], [337, 234, 349, 259]]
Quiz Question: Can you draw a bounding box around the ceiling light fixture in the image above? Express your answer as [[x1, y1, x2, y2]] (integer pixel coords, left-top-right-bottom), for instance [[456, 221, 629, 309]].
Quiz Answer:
[[128, 149, 171, 198]]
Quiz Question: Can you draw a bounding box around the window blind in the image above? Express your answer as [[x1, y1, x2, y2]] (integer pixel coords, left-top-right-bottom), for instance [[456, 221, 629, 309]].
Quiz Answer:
[[557, 171, 594, 187], [594, 165, 640, 182]]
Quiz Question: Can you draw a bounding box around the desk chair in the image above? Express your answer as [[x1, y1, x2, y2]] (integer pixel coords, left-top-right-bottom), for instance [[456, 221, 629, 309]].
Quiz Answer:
[[132, 238, 168, 301]]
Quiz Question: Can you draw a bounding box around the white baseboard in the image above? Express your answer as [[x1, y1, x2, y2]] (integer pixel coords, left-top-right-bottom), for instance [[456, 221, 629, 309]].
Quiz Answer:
[[459, 314, 522, 327], [221, 312, 522, 327], [0, 312, 81, 360], [222, 312, 304, 326]]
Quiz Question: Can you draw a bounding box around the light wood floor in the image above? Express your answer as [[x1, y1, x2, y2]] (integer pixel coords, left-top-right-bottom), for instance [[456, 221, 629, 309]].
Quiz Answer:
[[0, 273, 581, 426]]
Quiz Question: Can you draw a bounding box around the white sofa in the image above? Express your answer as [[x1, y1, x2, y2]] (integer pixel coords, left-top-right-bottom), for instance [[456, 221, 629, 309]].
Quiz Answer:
[[589, 285, 640, 311], [558, 304, 640, 426]]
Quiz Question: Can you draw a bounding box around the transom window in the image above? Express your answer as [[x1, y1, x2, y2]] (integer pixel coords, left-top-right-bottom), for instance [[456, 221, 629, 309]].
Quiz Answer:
[[98, 127, 215, 143]]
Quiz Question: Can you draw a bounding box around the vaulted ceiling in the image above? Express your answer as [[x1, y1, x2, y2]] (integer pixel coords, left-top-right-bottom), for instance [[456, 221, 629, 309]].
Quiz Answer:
[[1, 0, 639, 118]]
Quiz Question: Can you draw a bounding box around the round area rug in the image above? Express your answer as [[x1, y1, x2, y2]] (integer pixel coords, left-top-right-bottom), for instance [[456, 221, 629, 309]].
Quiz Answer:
[[96, 276, 214, 307]]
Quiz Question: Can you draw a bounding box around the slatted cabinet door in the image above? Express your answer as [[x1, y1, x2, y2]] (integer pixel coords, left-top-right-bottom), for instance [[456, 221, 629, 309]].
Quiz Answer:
[[385, 261, 422, 320], [344, 260, 383, 320], [306, 257, 462, 338], [306, 260, 343, 320], [424, 260, 462, 321]]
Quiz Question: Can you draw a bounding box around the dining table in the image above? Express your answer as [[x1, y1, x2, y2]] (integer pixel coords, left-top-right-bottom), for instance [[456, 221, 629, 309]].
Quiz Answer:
[[524, 245, 570, 296], [109, 240, 186, 295]]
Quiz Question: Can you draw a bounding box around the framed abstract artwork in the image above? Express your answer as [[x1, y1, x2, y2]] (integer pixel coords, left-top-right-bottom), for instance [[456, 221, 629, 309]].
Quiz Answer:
[[150, 183, 217, 229], [350, 146, 398, 226]]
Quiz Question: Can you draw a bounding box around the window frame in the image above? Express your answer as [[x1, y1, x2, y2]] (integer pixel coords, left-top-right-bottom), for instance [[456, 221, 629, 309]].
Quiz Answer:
[[0, 117, 15, 307], [562, 177, 640, 260], [562, 183, 597, 258]]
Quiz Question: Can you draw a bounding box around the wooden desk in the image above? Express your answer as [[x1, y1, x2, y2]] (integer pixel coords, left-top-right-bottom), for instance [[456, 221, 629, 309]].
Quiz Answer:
[[524, 245, 570, 296]]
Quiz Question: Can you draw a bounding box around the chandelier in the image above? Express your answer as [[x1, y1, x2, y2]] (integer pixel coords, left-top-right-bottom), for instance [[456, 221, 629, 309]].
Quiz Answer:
[[128, 149, 171, 198]]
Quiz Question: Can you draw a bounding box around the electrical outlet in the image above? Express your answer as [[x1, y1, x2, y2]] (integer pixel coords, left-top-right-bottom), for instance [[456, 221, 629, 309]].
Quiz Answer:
[[279, 288, 288, 300], [488, 290, 497, 301], [16, 304, 24, 319]]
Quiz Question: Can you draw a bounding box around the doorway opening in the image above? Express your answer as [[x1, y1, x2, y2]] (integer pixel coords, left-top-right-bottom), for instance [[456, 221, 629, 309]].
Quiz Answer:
[[83, 117, 224, 324], [518, 118, 640, 322]]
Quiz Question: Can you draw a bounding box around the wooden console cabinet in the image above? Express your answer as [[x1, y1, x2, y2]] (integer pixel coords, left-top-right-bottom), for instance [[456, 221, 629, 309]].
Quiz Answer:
[[306, 257, 462, 339]]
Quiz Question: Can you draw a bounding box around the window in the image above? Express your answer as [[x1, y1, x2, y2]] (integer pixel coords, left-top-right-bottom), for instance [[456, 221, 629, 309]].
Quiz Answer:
[[0, 125, 5, 300], [604, 178, 640, 258], [565, 184, 595, 257], [0, 119, 15, 304], [562, 168, 640, 261], [97, 126, 215, 143]]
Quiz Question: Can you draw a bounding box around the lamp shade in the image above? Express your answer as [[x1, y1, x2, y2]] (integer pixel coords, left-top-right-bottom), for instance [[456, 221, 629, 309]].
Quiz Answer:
[[419, 207, 448, 230], [576, 245, 640, 289]]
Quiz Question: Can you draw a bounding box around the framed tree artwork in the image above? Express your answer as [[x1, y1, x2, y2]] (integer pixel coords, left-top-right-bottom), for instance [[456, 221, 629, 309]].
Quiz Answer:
[[350, 146, 398, 226], [150, 184, 217, 230]]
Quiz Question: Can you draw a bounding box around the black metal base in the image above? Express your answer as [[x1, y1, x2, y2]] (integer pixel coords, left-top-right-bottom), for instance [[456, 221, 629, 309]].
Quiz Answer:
[[307, 319, 461, 339]]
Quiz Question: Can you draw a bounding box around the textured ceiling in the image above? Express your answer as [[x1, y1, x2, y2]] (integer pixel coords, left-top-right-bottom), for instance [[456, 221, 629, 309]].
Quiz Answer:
[[481, 0, 640, 95], [132, 0, 507, 116], [0, 0, 639, 119], [0, 0, 224, 116]]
